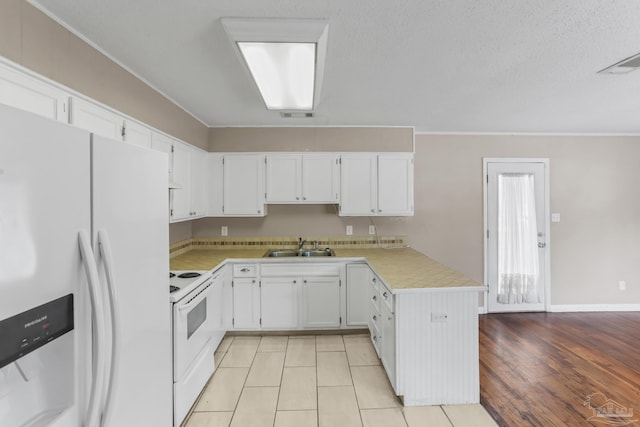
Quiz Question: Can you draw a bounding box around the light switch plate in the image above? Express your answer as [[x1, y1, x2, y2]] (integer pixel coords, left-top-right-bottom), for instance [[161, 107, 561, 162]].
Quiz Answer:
[[221, 226, 228, 236], [552, 213, 561, 223], [346, 225, 353, 235]]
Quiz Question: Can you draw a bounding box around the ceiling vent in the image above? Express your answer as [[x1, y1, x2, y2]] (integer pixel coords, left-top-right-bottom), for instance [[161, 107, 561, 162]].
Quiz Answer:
[[280, 112, 314, 118], [599, 52, 640, 74]]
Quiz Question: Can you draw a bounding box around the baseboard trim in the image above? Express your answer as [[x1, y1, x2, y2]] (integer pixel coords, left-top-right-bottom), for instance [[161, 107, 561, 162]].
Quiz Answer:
[[549, 304, 640, 313]]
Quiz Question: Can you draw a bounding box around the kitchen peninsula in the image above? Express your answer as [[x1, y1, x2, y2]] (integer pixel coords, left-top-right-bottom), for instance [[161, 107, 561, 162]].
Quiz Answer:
[[170, 242, 485, 406]]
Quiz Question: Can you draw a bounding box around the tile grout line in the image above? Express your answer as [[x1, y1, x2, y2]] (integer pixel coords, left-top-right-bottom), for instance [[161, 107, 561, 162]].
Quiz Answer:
[[228, 337, 261, 427]]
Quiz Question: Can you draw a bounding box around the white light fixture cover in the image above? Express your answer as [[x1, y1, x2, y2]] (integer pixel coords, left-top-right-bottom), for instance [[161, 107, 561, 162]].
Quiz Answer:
[[222, 18, 329, 111]]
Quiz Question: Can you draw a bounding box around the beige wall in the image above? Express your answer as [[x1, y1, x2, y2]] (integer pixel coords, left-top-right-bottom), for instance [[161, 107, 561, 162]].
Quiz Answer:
[[0, 0, 208, 149], [194, 133, 640, 307], [209, 127, 414, 152]]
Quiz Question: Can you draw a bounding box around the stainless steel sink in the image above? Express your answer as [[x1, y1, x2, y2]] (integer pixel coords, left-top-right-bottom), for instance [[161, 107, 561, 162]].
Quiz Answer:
[[264, 248, 335, 257]]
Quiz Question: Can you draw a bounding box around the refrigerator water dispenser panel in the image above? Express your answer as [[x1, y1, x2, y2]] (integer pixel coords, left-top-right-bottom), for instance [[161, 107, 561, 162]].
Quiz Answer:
[[0, 294, 74, 369]]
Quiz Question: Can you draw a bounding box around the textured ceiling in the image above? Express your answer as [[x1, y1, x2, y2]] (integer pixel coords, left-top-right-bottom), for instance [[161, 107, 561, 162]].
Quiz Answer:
[[29, 0, 640, 133]]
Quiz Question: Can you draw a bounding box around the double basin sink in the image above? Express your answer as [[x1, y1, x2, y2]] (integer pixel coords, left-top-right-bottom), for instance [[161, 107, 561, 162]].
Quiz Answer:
[[263, 248, 335, 257]]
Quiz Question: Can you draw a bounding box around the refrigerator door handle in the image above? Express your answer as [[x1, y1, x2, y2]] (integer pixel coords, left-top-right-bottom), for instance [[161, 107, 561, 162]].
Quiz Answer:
[[78, 230, 107, 427], [97, 230, 120, 427]]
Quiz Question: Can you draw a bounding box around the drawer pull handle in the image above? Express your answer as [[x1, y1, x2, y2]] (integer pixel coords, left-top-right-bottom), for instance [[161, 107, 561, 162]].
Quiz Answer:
[[382, 292, 388, 298], [373, 335, 378, 341], [372, 278, 377, 282], [240, 268, 250, 272], [372, 295, 377, 301], [372, 315, 377, 321]]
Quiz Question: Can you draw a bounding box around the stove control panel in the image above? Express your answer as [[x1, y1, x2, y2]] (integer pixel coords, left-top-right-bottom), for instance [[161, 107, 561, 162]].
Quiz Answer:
[[0, 294, 74, 368]]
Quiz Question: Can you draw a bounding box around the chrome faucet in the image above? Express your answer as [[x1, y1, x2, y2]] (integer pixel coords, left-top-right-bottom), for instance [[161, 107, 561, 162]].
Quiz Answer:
[[298, 237, 307, 250]]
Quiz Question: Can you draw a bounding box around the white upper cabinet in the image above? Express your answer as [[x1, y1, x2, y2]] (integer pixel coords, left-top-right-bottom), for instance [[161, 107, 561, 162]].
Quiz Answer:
[[302, 154, 340, 203], [190, 148, 206, 219], [171, 142, 192, 221], [123, 119, 152, 148], [0, 64, 69, 122], [222, 154, 266, 217], [266, 154, 339, 203], [340, 153, 413, 216], [377, 154, 414, 216], [151, 131, 174, 184], [206, 153, 224, 217], [69, 97, 122, 139], [340, 154, 378, 215]]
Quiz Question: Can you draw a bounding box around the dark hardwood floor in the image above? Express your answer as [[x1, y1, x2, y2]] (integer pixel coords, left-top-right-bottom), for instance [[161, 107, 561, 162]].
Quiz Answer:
[[479, 312, 640, 426]]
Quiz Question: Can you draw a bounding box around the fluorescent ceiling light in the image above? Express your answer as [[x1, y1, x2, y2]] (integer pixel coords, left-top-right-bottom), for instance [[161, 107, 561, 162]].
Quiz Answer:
[[238, 42, 316, 110], [222, 18, 329, 111]]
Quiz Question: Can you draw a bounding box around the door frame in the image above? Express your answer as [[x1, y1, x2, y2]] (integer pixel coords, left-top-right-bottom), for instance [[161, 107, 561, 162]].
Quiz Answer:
[[482, 158, 551, 313]]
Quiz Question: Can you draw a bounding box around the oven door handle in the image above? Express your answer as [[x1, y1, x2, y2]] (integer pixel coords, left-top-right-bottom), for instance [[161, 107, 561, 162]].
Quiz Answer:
[[177, 282, 212, 312]]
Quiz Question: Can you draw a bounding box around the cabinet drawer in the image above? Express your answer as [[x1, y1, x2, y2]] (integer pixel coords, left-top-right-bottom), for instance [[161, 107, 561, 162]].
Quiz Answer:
[[379, 284, 394, 312], [233, 264, 258, 277]]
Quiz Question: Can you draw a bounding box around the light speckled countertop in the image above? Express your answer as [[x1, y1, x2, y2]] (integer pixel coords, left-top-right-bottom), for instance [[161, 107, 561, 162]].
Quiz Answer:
[[170, 247, 482, 293]]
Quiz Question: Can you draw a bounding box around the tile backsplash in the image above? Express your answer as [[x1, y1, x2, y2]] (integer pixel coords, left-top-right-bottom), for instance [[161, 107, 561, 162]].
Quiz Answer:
[[170, 236, 406, 258]]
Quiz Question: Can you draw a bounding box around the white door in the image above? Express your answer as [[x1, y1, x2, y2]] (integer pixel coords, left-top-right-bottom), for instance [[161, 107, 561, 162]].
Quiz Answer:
[[171, 142, 191, 221], [260, 277, 298, 328], [302, 276, 341, 328], [486, 160, 548, 313], [232, 278, 260, 329], [223, 154, 265, 216], [303, 154, 339, 203], [378, 154, 414, 216], [340, 155, 377, 216], [266, 155, 300, 202]]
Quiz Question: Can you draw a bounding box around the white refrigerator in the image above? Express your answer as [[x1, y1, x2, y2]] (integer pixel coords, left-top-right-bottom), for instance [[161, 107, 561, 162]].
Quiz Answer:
[[0, 104, 172, 426]]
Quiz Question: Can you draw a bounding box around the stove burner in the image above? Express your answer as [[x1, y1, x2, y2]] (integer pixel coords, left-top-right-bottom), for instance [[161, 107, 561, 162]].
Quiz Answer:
[[177, 272, 201, 279], [170, 285, 179, 293], [170, 272, 175, 278]]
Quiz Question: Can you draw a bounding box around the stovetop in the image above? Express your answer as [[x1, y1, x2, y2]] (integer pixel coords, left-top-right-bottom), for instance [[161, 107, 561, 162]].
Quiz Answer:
[[169, 270, 212, 303]]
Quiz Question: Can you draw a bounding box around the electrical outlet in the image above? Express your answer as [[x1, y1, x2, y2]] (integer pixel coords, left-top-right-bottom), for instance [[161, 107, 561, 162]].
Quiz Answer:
[[431, 312, 448, 323], [369, 225, 376, 235], [346, 225, 353, 236], [221, 226, 228, 236], [552, 213, 561, 223], [619, 281, 626, 291]]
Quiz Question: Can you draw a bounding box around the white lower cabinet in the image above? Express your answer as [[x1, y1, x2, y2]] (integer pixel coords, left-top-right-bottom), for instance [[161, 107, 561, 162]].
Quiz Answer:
[[346, 264, 370, 326], [368, 271, 396, 387], [302, 276, 341, 328], [232, 277, 260, 329], [260, 277, 298, 329]]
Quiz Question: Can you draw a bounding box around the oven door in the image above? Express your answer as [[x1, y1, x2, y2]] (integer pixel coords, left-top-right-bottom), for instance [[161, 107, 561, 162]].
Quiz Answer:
[[173, 279, 214, 381]]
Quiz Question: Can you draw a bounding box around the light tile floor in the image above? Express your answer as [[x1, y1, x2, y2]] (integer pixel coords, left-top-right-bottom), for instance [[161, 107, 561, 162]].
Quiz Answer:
[[185, 334, 498, 427]]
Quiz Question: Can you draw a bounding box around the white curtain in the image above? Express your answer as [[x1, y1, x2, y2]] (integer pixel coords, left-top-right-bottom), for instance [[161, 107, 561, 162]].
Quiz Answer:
[[497, 173, 541, 304]]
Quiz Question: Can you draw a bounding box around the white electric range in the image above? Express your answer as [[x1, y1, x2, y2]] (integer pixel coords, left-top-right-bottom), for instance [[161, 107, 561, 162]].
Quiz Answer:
[[169, 270, 214, 426]]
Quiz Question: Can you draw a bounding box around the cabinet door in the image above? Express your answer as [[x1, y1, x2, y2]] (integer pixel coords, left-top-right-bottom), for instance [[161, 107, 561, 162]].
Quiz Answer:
[[190, 148, 206, 218], [346, 264, 370, 326], [260, 277, 298, 329], [151, 132, 173, 182], [302, 276, 341, 328], [265, 155, 300, 202], [171, 142, 191, 221], [0, 64, 68, 122], [377, 154, 414, 216], [303, 155, 339, 203], [232, 278, 260, 329], [124, 119, 152, 148], [339, 155, 377, 216], [206, 153, 224, 216], [223, 154, 265, 216], [380, 301, 396, 387], [69, 97, 122, 139]]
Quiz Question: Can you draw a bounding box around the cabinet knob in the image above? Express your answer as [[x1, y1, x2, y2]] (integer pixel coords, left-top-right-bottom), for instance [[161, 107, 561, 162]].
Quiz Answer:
[[371, 209, 374, 213], [296, 197, 299, 200], [383, 292, 388, 298], [293, 280, 297, 284], [372, 295, 377, 301], [303, 280, 307, 284], [373, 335, 378, 341], [252, 279, 255, 283], [258, 210, 261, 213], [373, 315, 377, 321], [303, 197, 307, 200], [372, 278, 377, 283], [378, 209, 382, 213]]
